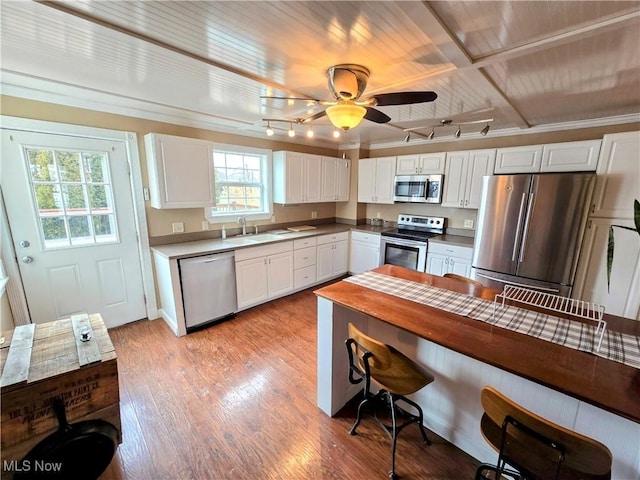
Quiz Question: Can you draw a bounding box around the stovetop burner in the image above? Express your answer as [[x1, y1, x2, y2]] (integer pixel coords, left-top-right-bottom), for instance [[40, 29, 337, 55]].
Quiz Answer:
[[381, 214, 446, 243]]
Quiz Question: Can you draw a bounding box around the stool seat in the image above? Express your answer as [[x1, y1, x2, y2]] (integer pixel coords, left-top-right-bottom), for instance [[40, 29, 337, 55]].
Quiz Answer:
[[346, 323, 434, 479], [476, 386, 612, 480]]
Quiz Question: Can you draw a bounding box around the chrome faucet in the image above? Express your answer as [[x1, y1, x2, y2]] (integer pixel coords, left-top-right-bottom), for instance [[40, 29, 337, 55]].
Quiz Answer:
[[237, 216, 247, 235]]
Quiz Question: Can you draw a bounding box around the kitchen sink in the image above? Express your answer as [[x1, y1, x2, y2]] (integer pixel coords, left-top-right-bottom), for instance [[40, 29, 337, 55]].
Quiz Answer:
[[223, 233, 281, 246]]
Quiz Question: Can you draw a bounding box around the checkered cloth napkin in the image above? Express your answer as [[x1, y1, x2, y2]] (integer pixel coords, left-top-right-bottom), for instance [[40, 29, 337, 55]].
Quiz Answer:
[[345, 271, 640, 369]]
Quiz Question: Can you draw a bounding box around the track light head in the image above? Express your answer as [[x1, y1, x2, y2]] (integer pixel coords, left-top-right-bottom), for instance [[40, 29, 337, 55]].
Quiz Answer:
[[306, 127, 314, 138], [404, 133, 411, 143], [288, 123, 295, 137], [332, 128, 341, 139], [265, 122, 274, 137], [454, 126, 461, 138], [480, 123, 490, 136], [428, 129, 435, 140]]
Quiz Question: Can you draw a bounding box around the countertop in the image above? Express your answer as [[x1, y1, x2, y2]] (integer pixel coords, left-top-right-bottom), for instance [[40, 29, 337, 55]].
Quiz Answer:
[[314, 265, 640, 424], [151, 223, 475, 260], [151, 224, 352, 260]]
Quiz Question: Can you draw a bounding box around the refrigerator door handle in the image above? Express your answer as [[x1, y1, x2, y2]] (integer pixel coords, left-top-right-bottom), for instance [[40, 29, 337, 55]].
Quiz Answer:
[[475, 272, 561, 293], [512, 193, 528, 261], [519, 192, 535, 263]]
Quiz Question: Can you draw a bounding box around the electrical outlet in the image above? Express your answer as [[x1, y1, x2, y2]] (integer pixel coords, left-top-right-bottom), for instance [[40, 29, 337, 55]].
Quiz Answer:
[[311, 211, 317, 219], [143, 187, 150, 201], [376, 212, 381, 219], [464, 219, 474, 229], [271, 215, 276, 223], [201, 220, 209, 231], [172, 222, 184, 233]]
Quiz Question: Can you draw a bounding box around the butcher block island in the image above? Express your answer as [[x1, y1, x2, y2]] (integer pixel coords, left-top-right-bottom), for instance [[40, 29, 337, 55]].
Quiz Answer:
[[0, 314, 120, 477], [315, 265, 640, 479]]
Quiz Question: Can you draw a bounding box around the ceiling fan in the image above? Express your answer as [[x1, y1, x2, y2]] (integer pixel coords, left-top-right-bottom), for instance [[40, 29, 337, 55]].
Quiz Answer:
[[262, 64, 437, 131]]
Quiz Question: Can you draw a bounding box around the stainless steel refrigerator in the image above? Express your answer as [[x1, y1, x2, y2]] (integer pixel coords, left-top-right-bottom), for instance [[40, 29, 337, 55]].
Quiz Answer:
[[471, 173, 595, 297]]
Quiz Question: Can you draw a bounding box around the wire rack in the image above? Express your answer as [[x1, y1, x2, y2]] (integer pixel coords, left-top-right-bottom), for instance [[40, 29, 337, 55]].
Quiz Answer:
[[494, 285, 606, 352]]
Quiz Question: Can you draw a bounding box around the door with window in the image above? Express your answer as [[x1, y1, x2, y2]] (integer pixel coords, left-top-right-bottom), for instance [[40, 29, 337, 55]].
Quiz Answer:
[[1, 129, 146, 328]]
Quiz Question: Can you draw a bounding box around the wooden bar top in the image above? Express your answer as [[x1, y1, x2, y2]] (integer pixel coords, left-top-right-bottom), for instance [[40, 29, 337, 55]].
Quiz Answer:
[[315, 265, 640, 424]]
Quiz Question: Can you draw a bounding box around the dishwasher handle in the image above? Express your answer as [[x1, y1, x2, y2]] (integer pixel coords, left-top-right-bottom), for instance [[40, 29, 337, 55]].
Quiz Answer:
[[180, 251, 235, 266]]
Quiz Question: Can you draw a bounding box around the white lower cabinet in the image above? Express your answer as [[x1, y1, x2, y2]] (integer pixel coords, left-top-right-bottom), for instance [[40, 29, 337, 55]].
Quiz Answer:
[[235, 242, 293, 310], [293, 237, 317, 290], [349, 230, 381, 274], [426, 243, 473, 277], [317, 232, 349, 282]]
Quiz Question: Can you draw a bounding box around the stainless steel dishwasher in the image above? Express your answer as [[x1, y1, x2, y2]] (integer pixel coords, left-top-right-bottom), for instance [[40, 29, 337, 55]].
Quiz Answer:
[[179, 251, 237, 329]]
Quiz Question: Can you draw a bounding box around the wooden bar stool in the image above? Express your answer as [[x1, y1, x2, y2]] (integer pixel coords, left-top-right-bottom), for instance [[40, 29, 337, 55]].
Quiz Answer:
[[345, 322, 435, 479], [443, 272, 484, 287], [476, 386, 612, 480]]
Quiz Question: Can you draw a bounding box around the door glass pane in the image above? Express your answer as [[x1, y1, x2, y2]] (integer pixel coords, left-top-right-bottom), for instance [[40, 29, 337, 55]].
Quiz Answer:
[[24, 147, 119, 250], [34, 184, 64, 213], [57, 151, 83, 182], [69, 216, 92, 245], [28, 150, 57, 182], [83, 153, 109, 183], [62, 184, 88, 211]]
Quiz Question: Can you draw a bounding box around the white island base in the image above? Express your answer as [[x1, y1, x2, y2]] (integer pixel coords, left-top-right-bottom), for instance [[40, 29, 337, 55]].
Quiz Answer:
[[317, 298, 640, 479]]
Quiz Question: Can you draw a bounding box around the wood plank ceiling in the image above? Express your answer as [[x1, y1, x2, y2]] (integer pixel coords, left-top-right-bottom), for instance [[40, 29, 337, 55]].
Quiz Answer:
[[1, 1, 639, 148]]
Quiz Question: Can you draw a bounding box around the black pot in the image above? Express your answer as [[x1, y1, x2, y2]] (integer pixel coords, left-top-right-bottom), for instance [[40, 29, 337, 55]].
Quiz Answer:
[[14, 398, 119, 480]]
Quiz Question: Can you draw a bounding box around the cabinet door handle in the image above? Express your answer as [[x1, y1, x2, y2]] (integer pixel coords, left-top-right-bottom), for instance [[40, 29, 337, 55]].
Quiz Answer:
[[445, 258, 449, 265]]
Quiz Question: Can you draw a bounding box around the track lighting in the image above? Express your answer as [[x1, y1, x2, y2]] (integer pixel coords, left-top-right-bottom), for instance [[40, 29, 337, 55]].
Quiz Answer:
[[403, 118, 493, 141], [306, 127, 314, 138], [265, 122, 274, 137], [404, 133, 411, 143], [288, 123, 295, 137]]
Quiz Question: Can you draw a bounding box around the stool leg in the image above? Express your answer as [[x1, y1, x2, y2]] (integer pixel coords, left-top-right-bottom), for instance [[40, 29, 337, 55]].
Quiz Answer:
[[401, 396, 430, 446], [349, 397, 368, 435], [388, 393, 399, 480]]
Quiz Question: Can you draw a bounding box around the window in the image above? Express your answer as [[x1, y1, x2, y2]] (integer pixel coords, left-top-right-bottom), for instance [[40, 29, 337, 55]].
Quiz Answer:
[[25, 147, 118, 249], [205, 145, 272, 223]]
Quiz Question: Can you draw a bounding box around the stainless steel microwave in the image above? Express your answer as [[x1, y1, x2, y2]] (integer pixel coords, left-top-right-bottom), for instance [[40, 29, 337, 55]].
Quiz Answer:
[[393, 174, 443, 203]]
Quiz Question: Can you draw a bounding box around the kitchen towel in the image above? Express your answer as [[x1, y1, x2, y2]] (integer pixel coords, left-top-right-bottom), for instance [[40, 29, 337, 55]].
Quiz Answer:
[[345, 271, 640, 370]]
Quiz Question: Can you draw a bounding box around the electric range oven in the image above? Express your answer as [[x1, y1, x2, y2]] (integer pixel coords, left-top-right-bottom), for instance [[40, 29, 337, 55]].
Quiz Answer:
[[380, 214, 446, 272]]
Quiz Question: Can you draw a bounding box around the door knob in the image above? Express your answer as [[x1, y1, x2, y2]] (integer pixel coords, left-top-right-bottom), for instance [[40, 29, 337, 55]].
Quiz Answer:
[[20, 240, 30, 248], [22, 256, 34, 264]]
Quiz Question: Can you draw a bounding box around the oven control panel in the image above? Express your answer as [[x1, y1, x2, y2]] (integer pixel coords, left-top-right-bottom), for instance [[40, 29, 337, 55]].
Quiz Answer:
[[397, 214, 445, 229]]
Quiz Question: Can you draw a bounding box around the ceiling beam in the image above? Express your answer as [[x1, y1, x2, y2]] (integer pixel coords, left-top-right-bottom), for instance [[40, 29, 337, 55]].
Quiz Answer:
[[403, 1, 530, 129]]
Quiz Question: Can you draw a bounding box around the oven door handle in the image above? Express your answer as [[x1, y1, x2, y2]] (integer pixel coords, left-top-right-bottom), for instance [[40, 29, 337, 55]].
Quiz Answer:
[[381, 237, 427, 248]]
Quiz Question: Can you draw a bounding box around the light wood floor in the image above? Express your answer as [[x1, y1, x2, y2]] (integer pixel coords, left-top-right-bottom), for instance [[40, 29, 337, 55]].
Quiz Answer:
[[101, 284, 482, 479]]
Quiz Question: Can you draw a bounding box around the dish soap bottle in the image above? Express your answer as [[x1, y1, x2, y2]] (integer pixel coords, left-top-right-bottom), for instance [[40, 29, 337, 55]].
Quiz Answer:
[[221, 225, 226, 239]]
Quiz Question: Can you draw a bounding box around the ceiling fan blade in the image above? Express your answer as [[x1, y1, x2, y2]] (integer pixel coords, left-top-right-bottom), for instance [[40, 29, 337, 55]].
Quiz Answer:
[[302, 110, 327, 123], [261, 95, 321, 103], [364, 107, 391, 124], [369, 91, 437, 106]]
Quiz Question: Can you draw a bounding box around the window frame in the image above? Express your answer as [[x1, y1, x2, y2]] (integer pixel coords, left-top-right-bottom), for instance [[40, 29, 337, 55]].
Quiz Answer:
[[204, 144, 273, 224]]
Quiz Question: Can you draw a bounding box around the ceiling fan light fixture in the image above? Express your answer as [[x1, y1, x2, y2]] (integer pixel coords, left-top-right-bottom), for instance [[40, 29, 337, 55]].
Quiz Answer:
[[480, 123, 490, 136], [288, 123, 295, 137], [325, 103, 367, 131]]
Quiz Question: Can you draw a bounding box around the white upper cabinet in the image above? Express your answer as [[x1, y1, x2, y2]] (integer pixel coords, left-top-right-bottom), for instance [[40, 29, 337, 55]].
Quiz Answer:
[[495, 140, 601, 174], [321, 157, 351, 202], [442, 149, 496, 209], [396, 153, 446, 175], [273, 151, 323, 204], [358, 157, 396, 204], [144, 133, 215, 209], [495, 145, 543, 173], [590, 131, 640, 219], [541, 140, 601, 172], [274, 152, 348, 204]]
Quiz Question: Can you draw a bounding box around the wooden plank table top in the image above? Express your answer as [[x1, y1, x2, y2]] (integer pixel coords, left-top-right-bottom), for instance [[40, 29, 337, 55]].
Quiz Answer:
[[315, 265, 640, 424]]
